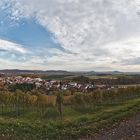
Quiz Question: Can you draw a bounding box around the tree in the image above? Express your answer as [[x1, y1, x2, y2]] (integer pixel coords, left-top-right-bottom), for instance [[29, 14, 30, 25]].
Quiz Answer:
[[56, 91, 63, 119]]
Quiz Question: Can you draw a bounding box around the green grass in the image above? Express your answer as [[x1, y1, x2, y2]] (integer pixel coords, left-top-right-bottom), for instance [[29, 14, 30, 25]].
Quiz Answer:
[[0, 98, 140, 140]]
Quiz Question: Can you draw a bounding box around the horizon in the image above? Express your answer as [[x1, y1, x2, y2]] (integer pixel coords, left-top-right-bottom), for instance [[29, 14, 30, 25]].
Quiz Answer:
[[1, 69, 140, 73], [0, 0, 140, 71]]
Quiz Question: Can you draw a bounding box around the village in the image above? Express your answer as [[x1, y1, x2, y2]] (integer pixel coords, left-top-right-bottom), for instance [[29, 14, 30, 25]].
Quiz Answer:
[[0, 74, 131, 93]]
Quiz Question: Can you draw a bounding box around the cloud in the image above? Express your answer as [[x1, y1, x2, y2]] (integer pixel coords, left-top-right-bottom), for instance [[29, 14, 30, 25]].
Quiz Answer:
[[0, 39, 27, 54], [1, 0, 140, 71]]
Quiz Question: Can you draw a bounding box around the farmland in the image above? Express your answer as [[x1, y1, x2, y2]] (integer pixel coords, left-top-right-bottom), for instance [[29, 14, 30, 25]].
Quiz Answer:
[[0, 73, 140, 139], [0, 82, 140, 139], [0, 97, 140, 140]]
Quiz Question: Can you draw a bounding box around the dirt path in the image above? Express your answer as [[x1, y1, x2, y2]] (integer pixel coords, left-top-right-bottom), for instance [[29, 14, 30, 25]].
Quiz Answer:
[[93, 113, 140, 140], [0, 137, 9, 140]]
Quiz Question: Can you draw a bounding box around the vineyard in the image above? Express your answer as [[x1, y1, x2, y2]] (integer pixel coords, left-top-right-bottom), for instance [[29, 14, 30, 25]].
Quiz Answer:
[[0, 86, 140, 139], [0, 86, 140, 118]]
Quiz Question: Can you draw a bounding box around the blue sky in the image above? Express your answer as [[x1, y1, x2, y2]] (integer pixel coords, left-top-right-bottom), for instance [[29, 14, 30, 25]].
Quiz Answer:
[[0, 0, 140, 71]]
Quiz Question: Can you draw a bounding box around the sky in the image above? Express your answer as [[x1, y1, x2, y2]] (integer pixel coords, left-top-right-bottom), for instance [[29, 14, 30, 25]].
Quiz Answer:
[[0, 0, 140, 71]]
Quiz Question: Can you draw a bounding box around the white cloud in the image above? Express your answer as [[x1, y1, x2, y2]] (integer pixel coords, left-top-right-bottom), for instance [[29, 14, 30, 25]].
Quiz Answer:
[[0, 39, 27, 54], [1, 0, 140, 71]]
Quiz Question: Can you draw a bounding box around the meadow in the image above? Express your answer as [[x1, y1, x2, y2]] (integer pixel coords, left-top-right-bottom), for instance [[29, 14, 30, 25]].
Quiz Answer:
[[0, 86, 140, 140]]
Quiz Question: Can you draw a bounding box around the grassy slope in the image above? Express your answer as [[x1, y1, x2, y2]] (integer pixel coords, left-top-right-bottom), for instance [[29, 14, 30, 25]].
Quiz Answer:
[[0, 98, 140, 140]]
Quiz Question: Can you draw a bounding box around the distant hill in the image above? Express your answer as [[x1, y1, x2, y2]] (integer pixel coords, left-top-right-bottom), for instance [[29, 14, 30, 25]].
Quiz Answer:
[[0, 69, 96, 75], [0, 69, 140, 76], [0, 69, 72, 75]]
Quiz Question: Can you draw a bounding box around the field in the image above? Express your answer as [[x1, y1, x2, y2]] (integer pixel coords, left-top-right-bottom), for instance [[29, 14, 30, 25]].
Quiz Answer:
[[0, 81, 140, 140], [0, 88, 140, 140]]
